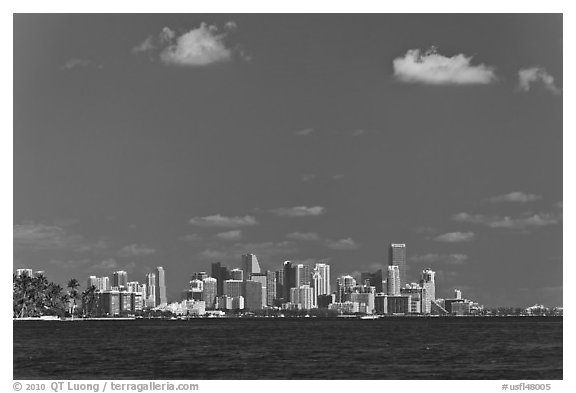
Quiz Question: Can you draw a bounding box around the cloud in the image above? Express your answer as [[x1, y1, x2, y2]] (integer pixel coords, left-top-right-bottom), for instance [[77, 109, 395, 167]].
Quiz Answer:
[[301, 174, 316, 182], [489, 191, 543, 203], [286, 232, 320, 241], [14, 223, 106, 253], [216, 230, 242, 241], [294, 128, 314, 136], [393, 47, 496, 85], [270, 206, 325, 217], [61, 58, 102, 70], [452, 212, 560, 230], [350, 129, 366, 136], [118, 244, 156, 258], [49, 259, 90, 269], [180, 233, 202, 242], [189, 214, 258, 228], [198, 240, 299, 262], [434, 231, 475, 243], [133, 22, 244, 67], [518, 67, 562, 95], [91, 258, 118, 271], [325, 238, 359, 250], [409, 253, 469, 265]]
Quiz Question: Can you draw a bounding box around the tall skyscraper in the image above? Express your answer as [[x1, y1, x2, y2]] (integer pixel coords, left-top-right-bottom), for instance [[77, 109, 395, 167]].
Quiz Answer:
[[312, 263, 331, 295], [360, 269, 383, 293], [275, 269, 285, 301], [154, 266, 167, 306], [242, 253, 261, 279], [266, 270, 276, 306], [282, 261, 294, 301], [387, 266, 401, 296], [202, 277, 218, 309], [146, 272, 157, 307], [113, 271, 128, 289], [389, 243, 407, 286], [230, 268, 244, 281], [290, 285, 314, 310], [243, 280, 263, 311], [224, 279, 243, 297], [420, 269, 435, 314], [211, 262, 230, 296], [250, 272, 268, 307], [126, 281, 140, 293], [294, 264, 311, 287], [454, 288, 462, 300]]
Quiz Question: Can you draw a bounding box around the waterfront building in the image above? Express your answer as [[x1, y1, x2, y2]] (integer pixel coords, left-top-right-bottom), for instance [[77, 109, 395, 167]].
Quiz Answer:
[[230, 268, 244, 281], [265, 270, 276, 306], [242, 253, 262, 279], [132, 292, 144, 312], [313, 263, 331, 296], [454, 288, 462, 300], [282, 261, 295, 301], [211, 262, 230, 296], [317, 294, 334, 309], [187, 279, 204, 301], [275, 269, 285, 301], [218, 295, 244, 311], [389, 243, 407, 286], [113, 271, 128, 290], [119, 291, 132, 313], [250, 273, 268, 306], [154, 267, 167, 306], [360, 269, 383, 293], [328, 301, 360, 314], [224, 279, 243, 298], [16, 268, 33, 277], [191, 271, 209, 281], [290, 285, 314, 310], [401, 284, 424, 314], [146, 273, 157, 307], [420, 269, 435, 314], [87, 276, 98, 289], [350, 292, 375, 314], [387, 266, 401, 296], [99, 290, 120, 316], [294, 264, 311, 287], [126, 281, 140, 293], [243, 280, 263, 311], [202, 277, 218, 309], [184, 300, 206, 316], [375, 293, 388, 314], [387, 295, 410, 315]]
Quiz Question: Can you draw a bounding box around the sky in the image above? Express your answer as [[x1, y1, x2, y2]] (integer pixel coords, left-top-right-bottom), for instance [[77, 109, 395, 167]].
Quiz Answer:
[[13, 14, 563, 307]]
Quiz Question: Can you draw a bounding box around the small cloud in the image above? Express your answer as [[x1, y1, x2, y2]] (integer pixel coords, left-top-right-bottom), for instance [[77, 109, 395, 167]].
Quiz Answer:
[[49, 259, 90, 269], [118, 244, 156, 258], [294, 128, 314, 136], [301, 174, 316, 182], [270, 206, 325, 217], [332, 174, 345, 180], [452, 212, 560, 230], [350, 129, 366, 137], [286, 232, 320, 241], [518, 67, 561, 95], [91, 258, 118, 271], [325, 238, 359, 250], [133, 22, 245, 67], [393, 46, 496, 85], [189, 214, 258, 228], [216, 230, 242, 241], [61, 58, 102, 70], [434, 231, 475, 243], [199, 249, 228, 260], [409, 253, 469, 265], [489, 191, 543, 203]]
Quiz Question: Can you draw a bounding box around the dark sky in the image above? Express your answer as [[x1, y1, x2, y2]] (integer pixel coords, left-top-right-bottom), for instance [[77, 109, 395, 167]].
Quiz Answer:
[[13, 14, 562, 307]]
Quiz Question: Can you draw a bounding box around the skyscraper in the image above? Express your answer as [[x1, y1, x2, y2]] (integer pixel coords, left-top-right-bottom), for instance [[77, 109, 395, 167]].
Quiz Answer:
[[420, 268, 435, 314], [266, 270, 276, 306], [211, 262, 230, 296], [87, 275, 98, 289], [282, 261, 294, 301], [290, 285, 314, 310], [146, 272, 157, 307], [389, 243, 407, 286], [250, 272, 268, 307], [230, 268, 244, 281], [113, 271, 128, 289], [242, 253, 262, 279], [387, 266, 401, 296], [202, 277, 218, 309], [154, 266, 167, 306], [224, 279, 243, 297], [312, 263, 331, 295], [294, 264, 311, 287], [275, 269, 285, 302], [191, 271, 209, 281], [243, 280, 263, 311]]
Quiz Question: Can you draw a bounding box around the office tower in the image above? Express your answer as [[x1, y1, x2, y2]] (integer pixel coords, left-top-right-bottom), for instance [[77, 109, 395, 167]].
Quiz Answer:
[[294, 264, 311, 287], [202, 277, 218, 309], [420, 269, 435, 314], [211, 262, 230, 296], [454, 288, 462, 300], [389, 243, 407, 286], [146, 273, 157, 307], [113, 271, 128, 289], [188, 279, 203, 301], [387, 295, 410, 314], [350, 292, 375, 314], [242, 253, 262, 279], [155, 266, 167, 306], [401, 284, 424, 314], [387, 266, 401, 296], [224, 279, 243, 297], [94, 276, 110, 292], [250, 272, 268, 307], [335, 275, 355, 302], [275, 269, 285, 301], [16, 268, 33, 277], [375, 294, 388, 314], [191, 271, 209, 281], [138, 283, 147, 297], [360, 269, 383, 293], [87, 276, 98, 289], [243, 280, 263, 311], [126, 281, 140, 293], [265, 271, 276, 306], [119, 292, 132, 313], [290, 285, 314, 310], [230, 268, 244, 281], [313, 263, 331, 296], [282, 261, 294, 301]]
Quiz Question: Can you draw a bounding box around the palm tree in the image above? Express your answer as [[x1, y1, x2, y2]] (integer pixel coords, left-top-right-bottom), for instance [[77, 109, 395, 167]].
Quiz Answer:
[[67, 278, 80, 318], [81, 285, 98, 317]]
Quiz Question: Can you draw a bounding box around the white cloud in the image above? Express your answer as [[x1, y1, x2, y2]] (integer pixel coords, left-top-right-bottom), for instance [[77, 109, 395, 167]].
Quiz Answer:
[[61, 58, 102, 70], [91, 258, 118, 271], [452, 212, 560, 230], [133, 22, 243, 67], [216, 230, 242, 241], [270, 206, 325, 217], [14, 223, 106, 253], [189, 214, 258, 228], [198, 240, 298, 262], [518, 67, 561, 95], [325, 238, 359, 250], [286, 232, 320, 241], [350, 129, 366, 136], [489, 191, 543, 203], [301, 174, 316, 182], [118, 244, 156, 257], [434, 232, 475, 243], [294, 128, 314, 136], [393, 47, 496, 85], [409, 253, 469, 265]]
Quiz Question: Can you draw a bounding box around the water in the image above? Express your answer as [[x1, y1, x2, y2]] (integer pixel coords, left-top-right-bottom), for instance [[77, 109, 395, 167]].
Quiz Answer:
[[13, 317, 562, 379]]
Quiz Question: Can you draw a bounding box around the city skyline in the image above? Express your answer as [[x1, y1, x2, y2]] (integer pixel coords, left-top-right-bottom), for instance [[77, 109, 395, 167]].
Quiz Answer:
[[13, 14, 562, 308]]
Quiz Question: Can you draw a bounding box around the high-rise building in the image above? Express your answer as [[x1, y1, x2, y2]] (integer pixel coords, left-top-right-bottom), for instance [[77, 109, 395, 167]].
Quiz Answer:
[[126, 281, 140, 293], [202, 277, 218, 309], [187, 279, 203, 301], [275, 269, 285, 301], [224, 279, 244, 297], [420, 269, 435, 314], [242, 253, 261, 279], [230, 268, 244, 281], [87, 276, 98, 289], [155, 267, 167, 306], [360, 269, 383, 293], [16, 268, 33, 277], [146, 273, 157, 307], [454, 288, 462, 300], [265, 271, 276, 306], [312, 263, 331, 296], [113, 271, 128, 289], [290, 285, 314, 310], [294, 264, 311, 287], [387, 266, 401, 296], [191, 271, 209, 281], [336, 275, 356, 302], [243, 280, 263, 311], [389, 243, 407, 286], [250, 272, 268, 307], [91, 276, 110, 292], [282, 261, 295, 301], [211, 262, 230, 296]]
